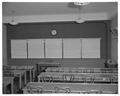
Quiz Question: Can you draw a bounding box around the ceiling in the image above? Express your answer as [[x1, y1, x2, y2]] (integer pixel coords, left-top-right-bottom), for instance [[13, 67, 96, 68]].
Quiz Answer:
[[3, 2, 117, 18], [2, 2, 118, 23]]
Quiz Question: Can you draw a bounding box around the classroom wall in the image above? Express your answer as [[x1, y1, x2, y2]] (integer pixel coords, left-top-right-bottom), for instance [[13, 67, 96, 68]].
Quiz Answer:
[[3, 24, 7, 66], [110, 14, 118, 64], [6, 21, 111, 68], [111, 14, 118, 29]]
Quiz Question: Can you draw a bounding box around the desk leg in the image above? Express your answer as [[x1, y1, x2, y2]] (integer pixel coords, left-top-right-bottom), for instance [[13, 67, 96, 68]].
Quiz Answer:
[[38, 77, 40, 82], [11, 79, 14, 94], [3, 84, 6, 94], [32, 70, 34, 81], [33, 69, 36, 81], [30, 70, 32, 82], [36, 64, 38, 75], [19, 75, 22, 89], [24, 71, 27, 85]]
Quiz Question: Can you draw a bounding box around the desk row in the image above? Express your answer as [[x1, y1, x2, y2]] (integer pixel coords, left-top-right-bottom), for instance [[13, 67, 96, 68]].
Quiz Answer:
[[3, 67, 36, 94], [46, 67, 118, 73], [38, 72, 118, 83], [22, 82, 118, 94]]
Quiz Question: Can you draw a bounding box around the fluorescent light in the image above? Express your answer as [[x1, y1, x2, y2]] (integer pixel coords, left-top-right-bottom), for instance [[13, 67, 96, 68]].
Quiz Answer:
[[9, 20, 18, 25], [75, 18, 85, 23], [74, 2, 90, 6], [9, 10, 18, 25]]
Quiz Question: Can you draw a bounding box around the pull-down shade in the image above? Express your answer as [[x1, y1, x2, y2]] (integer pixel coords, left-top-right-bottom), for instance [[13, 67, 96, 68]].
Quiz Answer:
[[11, 38, 101, 59], [11, 40, 27, 58], [45, 39, 62, 58], [82, 38, 100, 58], [63, 39, 81, 58], [28, 39, 44, 58]]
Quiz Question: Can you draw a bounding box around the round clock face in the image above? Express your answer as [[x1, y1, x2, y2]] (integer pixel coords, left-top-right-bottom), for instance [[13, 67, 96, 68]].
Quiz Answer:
[[51, 30, 57, 35]]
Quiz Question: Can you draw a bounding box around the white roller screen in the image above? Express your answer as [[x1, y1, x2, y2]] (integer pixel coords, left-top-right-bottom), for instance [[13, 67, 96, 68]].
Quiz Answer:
[[28, 39, 44, 58], [63, 39, 81, 58], [82, 38, 100, 58], [45, 39, 62, 58], [11, 40, 27, 58]]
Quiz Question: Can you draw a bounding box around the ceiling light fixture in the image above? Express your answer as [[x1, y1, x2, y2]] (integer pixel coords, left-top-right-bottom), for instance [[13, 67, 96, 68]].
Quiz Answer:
[[74, 2, 90, 23], [9, 10, 18, 25], [75, 17, 85, 23], [75, 7, 85, 23], [74, 2, 90, 6]]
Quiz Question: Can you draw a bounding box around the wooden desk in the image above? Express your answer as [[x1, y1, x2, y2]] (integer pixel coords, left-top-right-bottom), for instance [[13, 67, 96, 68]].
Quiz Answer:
[[46, 67, 118, 73], [37, 62, 60, 66], [25, 66, 36, 82], [36, 62, 60, 75], [10, 65, 36, 83], [29, 66, 36, 82], [3, 77, 14, 94], [38, 72, 118, 83], [11, 70, 26, 89], [22, 82, 118, 94]]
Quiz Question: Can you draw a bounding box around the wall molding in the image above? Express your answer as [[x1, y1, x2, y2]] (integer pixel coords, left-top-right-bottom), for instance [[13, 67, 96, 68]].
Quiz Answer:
[[3, 13, 108, 23]]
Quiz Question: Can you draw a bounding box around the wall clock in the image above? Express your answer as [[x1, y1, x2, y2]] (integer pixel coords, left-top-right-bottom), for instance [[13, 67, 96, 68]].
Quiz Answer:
[[51, 30, 57, 35]]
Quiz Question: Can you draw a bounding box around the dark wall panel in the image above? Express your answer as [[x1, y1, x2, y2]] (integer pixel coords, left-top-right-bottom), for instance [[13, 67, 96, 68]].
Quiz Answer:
[[7, 22, 107, 39], [6, 21, 111, 67]]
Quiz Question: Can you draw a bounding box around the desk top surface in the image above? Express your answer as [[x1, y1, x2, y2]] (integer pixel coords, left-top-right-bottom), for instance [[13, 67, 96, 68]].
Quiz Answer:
[[46, 67, 118, 72], [11, 70, 26, 75], [25, 82, 118, 86], [37, 62, 60, 66], [23, 82, 118, 92], [38, 72, 118, 77]]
